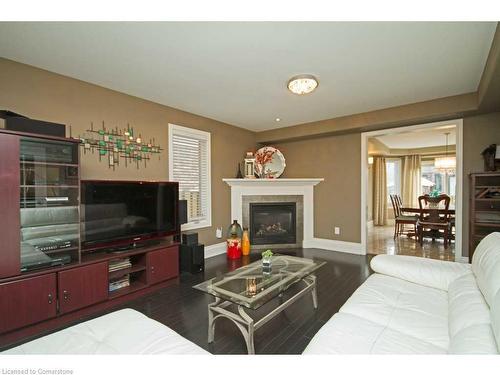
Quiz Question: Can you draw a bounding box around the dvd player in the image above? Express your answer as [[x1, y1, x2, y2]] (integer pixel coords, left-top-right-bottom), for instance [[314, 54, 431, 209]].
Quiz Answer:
[[20, 243, 72, 272], [34, 240, 72, 253]]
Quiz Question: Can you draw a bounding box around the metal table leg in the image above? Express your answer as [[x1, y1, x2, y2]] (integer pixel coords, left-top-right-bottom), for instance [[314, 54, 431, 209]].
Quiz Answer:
[[207, 273, 318, 354]]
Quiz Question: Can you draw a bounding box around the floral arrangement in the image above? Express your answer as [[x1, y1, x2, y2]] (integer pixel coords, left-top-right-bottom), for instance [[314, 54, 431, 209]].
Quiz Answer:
[[255, 147, 276, 166], [429, 189, 441, 198], [261, 249, 274, 258]]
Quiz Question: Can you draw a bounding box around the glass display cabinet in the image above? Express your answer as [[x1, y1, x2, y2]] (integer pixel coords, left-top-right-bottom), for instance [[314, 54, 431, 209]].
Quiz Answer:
[[18, 136, 80, 272]]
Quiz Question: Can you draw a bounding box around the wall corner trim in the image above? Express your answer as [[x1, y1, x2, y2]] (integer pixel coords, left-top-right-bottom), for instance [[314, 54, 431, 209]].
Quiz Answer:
[[303, 238, 364, 255], [204, 242, 227, 259]]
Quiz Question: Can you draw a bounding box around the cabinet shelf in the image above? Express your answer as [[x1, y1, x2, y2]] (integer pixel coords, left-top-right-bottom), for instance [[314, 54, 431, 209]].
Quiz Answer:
[[20, 185, 79, 189], [108, 281, 147, 299], [470, 172, 500, 262], [20, 160, 79, 168], [474, 222, 500, 228], [108, 264, 146, 280]]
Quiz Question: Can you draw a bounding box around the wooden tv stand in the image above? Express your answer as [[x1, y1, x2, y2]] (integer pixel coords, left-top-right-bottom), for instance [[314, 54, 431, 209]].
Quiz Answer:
[[0, 240, 179, 349]]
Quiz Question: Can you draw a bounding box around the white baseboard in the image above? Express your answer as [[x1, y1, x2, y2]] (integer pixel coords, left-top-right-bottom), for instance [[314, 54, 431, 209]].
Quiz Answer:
[[459, 256, 470, 263], [205, 239, 365, 258], [367, 220, 374, 229], [303, 238, 364, 255], [204, 242, 226, 259]]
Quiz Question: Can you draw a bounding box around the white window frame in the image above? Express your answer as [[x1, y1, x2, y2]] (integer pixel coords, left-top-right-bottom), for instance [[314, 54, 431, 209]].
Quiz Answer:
[[168, 123, 212, 231]]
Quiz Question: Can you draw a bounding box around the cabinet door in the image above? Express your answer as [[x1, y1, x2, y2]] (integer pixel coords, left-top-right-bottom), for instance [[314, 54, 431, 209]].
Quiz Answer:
[[147, 247, 179, 285], [0, 134, 20, 278], [58, 262, 108, 314], [0, 274, 57, 334]]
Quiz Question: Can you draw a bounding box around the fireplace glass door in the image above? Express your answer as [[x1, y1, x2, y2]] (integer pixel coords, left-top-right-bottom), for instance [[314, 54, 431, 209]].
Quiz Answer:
[[249, 202, 296, 245]]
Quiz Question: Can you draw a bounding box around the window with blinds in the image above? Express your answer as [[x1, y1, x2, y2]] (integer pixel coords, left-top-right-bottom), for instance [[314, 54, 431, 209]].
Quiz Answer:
[[168, 124, 211, 230]]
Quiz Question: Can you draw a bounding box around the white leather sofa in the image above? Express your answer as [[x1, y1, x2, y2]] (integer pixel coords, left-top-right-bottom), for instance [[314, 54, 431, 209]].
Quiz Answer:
[[3, 309, 208, 354], [304, 232, 500, 354]]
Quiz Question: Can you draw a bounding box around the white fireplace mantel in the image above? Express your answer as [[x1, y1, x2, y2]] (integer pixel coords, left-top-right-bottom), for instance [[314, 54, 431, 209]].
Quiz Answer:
[[223, 178, 324, 187], [223, 178, 324, 247]]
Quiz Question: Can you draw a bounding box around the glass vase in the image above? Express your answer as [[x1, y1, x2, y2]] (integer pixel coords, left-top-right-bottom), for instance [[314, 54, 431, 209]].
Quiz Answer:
[[241, 227, 250, 256], [262, 255, 272, 274]]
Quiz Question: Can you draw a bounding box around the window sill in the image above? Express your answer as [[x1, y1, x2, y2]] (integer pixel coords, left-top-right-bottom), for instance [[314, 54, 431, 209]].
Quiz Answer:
[[181, 220, 212, 231]]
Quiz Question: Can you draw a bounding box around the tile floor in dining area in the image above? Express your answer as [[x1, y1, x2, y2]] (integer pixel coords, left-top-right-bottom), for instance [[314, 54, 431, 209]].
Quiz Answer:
[[367, 224, 455, 261]]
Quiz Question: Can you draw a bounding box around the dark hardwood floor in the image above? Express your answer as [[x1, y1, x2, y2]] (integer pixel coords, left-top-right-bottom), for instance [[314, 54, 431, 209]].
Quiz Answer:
[[4, 248, 372, 354], [115, 248, 373, 354]]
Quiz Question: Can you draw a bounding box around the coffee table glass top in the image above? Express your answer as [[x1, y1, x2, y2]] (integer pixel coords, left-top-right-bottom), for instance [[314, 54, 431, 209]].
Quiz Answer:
[[193, 255, 325, 309]]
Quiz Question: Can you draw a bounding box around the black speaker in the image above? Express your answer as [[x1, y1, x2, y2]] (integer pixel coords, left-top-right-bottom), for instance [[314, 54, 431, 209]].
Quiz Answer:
[[182, 232, 198, 245], [178, 200, 188, 225], [179, 243, 204, 274], [5, 117, 66, 137]]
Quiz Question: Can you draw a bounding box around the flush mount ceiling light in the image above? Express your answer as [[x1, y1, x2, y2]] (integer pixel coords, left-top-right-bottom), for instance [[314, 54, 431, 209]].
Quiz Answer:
[[287, 74, 319, 95]]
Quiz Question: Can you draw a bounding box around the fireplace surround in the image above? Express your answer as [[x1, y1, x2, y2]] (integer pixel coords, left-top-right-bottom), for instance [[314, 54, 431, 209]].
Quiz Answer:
[[224, 178, 323, 250]]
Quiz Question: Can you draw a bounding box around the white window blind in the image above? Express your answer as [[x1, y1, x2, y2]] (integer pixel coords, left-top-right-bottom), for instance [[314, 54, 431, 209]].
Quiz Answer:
[[168, 124, 211, 230]]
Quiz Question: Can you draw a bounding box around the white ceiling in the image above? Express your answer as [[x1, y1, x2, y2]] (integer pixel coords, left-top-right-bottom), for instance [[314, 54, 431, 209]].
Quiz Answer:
[[0, 22, 496, 131], [374, 125, 456, 149]]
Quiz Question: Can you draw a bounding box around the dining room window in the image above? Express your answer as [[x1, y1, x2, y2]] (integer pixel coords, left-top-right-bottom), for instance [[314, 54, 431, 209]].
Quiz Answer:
[[386, 158, 401, 203], [421, 159, 456, 205]]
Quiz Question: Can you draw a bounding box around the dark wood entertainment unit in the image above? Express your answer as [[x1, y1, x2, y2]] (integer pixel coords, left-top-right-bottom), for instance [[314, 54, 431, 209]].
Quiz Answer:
[[0, 129, 180, 349], [0, 240, 179, 348]]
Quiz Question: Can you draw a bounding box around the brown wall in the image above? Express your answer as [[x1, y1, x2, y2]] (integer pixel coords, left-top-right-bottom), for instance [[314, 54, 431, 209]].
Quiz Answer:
[[0, 58, 256, 246], [274, 113, 500, 254], [2, 57, 499, 256], [463, 112, 500, 257], [274, 133, 361, 243]]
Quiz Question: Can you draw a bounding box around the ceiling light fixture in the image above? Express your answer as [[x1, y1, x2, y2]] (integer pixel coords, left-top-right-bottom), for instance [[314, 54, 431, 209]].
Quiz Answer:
[[275, 118, 281, 122], [434, 132, 456, 172], [287, 74, 318, 95]]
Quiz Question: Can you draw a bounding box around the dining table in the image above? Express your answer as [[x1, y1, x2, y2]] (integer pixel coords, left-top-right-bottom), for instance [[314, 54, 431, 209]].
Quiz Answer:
[[402, 207, 455, 215], [401, 206, 455, 242]]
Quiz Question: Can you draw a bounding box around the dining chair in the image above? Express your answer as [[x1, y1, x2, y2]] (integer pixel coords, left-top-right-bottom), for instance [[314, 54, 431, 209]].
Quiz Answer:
[[417, 194, 452, 248], [390, 194, 418, 239], [395, 194, 403, 210], [448, 216, 456, 245]]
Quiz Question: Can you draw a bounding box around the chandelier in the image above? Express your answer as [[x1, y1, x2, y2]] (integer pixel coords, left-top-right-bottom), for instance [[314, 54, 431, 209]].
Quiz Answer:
[[287, 74, 319, 95], [434, 132, 456, 172]]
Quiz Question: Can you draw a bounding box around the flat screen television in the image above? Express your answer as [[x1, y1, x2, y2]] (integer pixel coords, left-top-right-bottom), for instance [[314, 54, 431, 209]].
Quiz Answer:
[[81, 180, 179, 251]]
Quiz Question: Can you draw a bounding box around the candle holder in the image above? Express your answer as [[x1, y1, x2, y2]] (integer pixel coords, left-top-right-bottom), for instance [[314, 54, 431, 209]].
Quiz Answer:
[[246, 277, 257, 297]]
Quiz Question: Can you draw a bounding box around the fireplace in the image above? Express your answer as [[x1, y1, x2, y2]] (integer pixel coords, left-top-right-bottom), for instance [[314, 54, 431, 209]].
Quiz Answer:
[[224, 178, 323, 250], [249, 202, 296, 245]]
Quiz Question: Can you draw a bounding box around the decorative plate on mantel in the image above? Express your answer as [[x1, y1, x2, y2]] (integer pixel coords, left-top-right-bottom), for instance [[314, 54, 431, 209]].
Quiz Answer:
[[254, 146, 286, 178]]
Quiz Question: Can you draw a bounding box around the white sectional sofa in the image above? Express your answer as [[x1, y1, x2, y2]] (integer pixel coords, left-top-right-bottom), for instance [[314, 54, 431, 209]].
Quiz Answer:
[[304, 232, 500, 354], [3, 309, 208, 354]]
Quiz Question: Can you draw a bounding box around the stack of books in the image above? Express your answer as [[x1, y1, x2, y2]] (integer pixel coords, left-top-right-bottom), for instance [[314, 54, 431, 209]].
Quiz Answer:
[[109, 275, 130, 292], [108, 258, 132, 272]]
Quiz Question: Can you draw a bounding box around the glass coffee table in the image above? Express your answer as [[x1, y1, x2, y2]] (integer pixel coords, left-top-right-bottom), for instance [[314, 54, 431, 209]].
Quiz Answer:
[[193, 255, 325, 354]]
